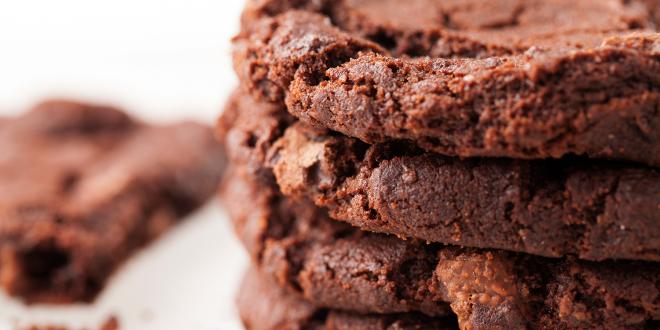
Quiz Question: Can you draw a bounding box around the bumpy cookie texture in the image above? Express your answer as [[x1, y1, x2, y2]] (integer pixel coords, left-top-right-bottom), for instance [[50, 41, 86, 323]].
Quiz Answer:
[[233, 9, 382, 103], [242, 0, 657, 57], [221, 91, 660, 262], [234, 3, 660, 166], [237, 268, 458, 330], [223, 168, 453, 317], [0, 100, 224, 303], [220, 170, 660, 330], [217, 90, 295, 184]]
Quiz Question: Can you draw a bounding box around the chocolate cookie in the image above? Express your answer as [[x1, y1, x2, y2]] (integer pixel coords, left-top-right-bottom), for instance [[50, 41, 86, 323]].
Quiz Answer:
[[0, 100, 224, 303], [233, 3, 660, 166], [237, 267, 458, 330], [219, 91, 660, 262], [241, 0, 657, 57], [220, 169, 659, 330]]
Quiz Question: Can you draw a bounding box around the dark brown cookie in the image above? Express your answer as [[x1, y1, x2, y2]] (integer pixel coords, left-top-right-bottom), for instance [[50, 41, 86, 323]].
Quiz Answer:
[[233, 2, 660, 166], [0, 100, 225, 303], [237, 267, 458, 330], [220, 168, 659, 330], [219, 91, 660, 262]]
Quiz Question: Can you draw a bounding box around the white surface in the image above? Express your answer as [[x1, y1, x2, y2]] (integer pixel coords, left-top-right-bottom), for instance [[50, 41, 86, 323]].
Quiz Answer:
[[0, 1, 248, 329], [0, 0, 243, 123]]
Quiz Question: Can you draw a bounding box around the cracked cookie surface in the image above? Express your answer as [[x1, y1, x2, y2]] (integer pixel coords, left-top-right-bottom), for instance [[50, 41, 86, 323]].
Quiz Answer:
[[220, 166, 660, 330], [241, 0, 658, 58], [234, 1, 660, 166], [237, 267, 459, 330], [219, 91, 660, 262]]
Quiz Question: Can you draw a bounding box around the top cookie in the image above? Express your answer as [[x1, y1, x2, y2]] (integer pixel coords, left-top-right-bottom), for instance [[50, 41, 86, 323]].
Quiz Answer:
[[242, 0, 657, 57], [234, 0, 660, 166]]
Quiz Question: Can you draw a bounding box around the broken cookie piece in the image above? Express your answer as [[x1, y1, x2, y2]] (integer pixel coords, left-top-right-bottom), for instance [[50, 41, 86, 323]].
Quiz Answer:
[[0, 100, 224, 303]]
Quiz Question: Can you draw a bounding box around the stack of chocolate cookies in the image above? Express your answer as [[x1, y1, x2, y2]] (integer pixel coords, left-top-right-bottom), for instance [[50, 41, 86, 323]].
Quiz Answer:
[[219, 1, 660, 329]]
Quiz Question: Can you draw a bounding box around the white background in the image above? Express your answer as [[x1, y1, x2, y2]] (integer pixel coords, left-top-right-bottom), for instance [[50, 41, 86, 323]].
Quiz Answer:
[[0, 1, 248, 329]]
